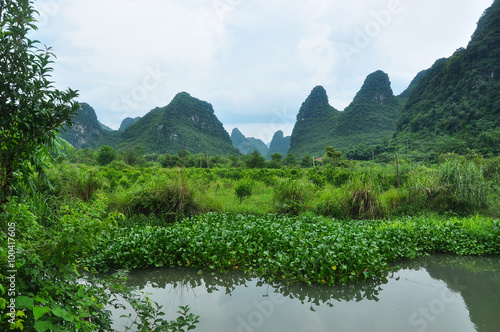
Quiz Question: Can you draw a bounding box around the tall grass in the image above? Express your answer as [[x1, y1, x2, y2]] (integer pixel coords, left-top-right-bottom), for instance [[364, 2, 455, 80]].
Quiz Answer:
[[111, 171, 206, 223], [438, 158, 488, 213], [50, 165, 105, 202], [345, 173, 384, 220]]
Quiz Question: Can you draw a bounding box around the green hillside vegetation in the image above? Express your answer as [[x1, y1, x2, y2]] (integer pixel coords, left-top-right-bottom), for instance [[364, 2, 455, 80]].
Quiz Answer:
[[397, 70, 427, 100], [289, 71, 403, 158], [335, 70, 402, 148], [288, 86, 341, 157], [98, 121, 114, 132], [392, 0, 500, 155], [118, 92, 240, 156], [60, 103, 119, 149], [59, 1, 499, 160], [118, 116, 141, 132]]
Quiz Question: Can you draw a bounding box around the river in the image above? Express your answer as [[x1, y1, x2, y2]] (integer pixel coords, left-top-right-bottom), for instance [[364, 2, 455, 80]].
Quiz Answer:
[[111, 254, 500, 332]]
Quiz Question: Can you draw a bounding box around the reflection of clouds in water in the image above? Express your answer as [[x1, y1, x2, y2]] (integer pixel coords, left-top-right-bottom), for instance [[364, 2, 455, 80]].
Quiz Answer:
[[113, 256, 499, 332]]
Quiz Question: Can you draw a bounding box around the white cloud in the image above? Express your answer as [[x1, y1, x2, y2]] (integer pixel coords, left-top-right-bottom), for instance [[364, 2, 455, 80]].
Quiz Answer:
[[30, 0, 494, 139]]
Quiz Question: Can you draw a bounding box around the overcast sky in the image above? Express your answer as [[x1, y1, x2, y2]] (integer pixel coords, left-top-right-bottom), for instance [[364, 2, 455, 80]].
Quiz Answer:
[[32, 0, 494, 142]]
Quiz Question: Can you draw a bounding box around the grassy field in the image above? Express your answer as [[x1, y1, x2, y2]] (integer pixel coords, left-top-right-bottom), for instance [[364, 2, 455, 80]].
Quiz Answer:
[[1, 154, 499, 331], [33, 153, 500, 223]]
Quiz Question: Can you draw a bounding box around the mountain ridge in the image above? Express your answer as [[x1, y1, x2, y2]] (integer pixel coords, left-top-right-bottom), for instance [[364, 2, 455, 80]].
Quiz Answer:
[[392, 0, 500, 155]]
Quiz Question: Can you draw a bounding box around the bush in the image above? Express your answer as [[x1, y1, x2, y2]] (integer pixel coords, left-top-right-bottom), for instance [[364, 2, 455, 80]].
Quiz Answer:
[[115, 172, 205, 222], [324, 167, 350, 187], [234, 179, 253, 204], [0, 198, 198, 331], [50, 165, 105, 202], [273, 179, 313, 215], [96, 145, 116, 166]]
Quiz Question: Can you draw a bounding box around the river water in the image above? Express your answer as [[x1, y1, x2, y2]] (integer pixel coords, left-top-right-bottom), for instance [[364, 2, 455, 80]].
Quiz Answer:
[[112, 255, 500, 332]]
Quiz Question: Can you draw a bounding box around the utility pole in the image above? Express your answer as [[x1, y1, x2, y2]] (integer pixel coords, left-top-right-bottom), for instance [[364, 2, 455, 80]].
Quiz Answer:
[[396, 153, 400, 188], [406, 141, 409, 160]]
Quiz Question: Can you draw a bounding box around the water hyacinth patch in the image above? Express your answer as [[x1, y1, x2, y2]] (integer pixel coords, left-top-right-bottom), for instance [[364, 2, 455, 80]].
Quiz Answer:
[[84, 214, 500, 285]]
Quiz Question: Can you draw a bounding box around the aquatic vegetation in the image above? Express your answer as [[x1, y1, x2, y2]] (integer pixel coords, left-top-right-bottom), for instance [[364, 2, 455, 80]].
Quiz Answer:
[[85, 214, 500, 285]]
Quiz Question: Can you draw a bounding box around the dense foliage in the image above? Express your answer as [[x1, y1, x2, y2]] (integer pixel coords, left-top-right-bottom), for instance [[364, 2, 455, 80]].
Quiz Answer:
[[0, 198, 199, 331], [392, 0, 500, 155], [2, 147, 499, 330], [267, 130, 291, 159], [85, 213, 500, 285], [288, 86, 341, 158], [36, 151, 500, 221], [0, 1, 199, 330], [0, 0, 79, 204]]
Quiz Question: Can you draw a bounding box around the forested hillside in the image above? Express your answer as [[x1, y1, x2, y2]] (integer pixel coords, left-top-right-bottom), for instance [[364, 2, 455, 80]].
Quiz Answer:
[[118, 92, 240, 155], [392, 0, 500, 155], [267, 130, 291, 158], [289, 71, 403, 158], [60, 103, 119, 149], [288, 86, 341, 157]]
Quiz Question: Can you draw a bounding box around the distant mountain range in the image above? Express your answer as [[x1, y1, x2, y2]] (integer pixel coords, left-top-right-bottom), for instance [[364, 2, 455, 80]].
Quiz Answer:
[[230, 128, 290, 159], [61, 0, 499, 158]]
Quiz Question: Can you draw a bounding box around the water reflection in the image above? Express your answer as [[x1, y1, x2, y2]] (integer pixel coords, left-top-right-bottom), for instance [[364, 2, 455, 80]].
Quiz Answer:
[[115, 255, 499, 332]]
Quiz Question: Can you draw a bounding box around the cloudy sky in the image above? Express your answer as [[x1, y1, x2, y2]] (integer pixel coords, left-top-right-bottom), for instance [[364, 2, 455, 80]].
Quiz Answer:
[[32, 0, 493, 142]]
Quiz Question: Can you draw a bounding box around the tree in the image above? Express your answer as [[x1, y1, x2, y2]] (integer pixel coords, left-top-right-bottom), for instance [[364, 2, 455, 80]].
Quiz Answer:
[[96, 145, 116, 165], [270, 153, 283, 162], [0, 0, 79, 204], [300, 154, 313, 168], [283, 153, 297, 166], [244, 150, 266, 168], [323, 146, 343, 165], [122, 145, 145, 166], [324, 146, 343, 160], [268, 153, 283, 168]]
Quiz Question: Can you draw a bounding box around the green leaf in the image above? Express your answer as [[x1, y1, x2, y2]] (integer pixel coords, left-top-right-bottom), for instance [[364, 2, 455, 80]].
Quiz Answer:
[[34, 320, 54, 332], [34, 306, 51, 321], [16, 296, 34, 310], [77, 287, 84, 298], [52, 307, 74, 322]]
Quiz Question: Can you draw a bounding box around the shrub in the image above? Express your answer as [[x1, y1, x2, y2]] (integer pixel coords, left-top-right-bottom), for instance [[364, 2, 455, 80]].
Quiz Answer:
[[324, 167, 350, 187], [234, 179, 253, 204], [96, 145, 116, 166], [273, 179, 313, 215], [307, 168, 326, 187], [116, 172, 205, 222], [50, 165, 105, 202]]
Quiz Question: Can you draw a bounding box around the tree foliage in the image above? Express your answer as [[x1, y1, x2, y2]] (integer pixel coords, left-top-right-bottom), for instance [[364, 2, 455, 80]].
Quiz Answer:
[[392, 0, 500, 155], [96, 145, 116, 166], [0, 0, 79, 204]]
